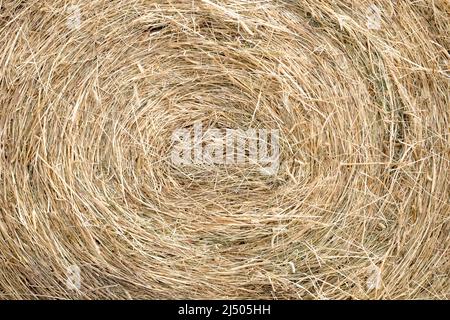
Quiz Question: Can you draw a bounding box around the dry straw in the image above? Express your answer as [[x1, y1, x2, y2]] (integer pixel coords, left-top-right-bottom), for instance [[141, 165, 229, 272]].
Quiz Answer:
[[0, 0, 449, 299]]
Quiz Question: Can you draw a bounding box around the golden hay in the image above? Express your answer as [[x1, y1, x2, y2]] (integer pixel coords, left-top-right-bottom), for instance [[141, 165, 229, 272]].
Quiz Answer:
[[0, 0, 449, 299]]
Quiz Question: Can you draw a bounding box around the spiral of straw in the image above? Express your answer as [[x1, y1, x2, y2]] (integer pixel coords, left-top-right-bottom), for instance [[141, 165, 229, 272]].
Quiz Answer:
[[0, 0, 449, 299]]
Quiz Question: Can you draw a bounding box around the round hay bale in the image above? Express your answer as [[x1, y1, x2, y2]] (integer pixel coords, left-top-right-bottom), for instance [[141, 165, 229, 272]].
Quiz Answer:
[[0, 0, 448, 299]]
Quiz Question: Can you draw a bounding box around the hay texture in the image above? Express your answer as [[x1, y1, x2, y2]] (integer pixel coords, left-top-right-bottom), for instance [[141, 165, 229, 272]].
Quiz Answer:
[[0, 0, 449, 299]]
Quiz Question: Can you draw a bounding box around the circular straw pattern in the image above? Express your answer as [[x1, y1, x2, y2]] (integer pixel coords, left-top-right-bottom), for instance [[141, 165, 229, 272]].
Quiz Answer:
[[0, 0, 449, 299]]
